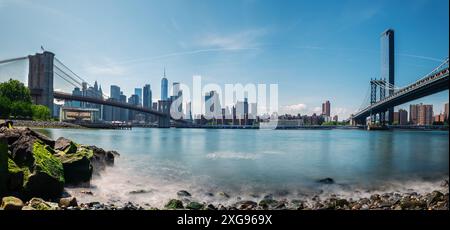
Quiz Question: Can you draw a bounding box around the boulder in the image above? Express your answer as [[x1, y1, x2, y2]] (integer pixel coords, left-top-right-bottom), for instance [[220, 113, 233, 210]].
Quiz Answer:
[[56, 146, 93, 185], [87, 145, 117, 172], [235, 200, 257, 210], [59, 197, 78, 208], [177, 190, 191, 197], [7, 158, 27, 191], [27, 197, 60, 210], [24, 141, 65, 199], [317, 177, 335, 184], [258, 199, 279, 209], [164, 199, 184, 209], [186, 201, 204, 210], [1, 196, 24, 210], [0, 136, 7, 196], [9, 135, 36, 168], [54, 137, 77, 154]]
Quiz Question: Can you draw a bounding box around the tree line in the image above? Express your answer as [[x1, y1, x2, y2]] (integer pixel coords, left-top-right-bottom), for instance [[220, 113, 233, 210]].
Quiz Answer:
[[0, 79, 51, 120]]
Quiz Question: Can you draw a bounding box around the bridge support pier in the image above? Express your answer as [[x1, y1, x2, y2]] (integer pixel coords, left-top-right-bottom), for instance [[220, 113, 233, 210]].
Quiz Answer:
[[28, 51, 54, 116]]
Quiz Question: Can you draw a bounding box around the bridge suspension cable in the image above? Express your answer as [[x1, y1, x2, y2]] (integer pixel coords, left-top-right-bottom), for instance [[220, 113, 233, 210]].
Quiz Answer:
[[0, 56, 28, 65]]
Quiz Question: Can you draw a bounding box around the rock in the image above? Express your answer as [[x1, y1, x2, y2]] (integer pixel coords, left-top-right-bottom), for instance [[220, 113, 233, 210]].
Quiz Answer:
[[177, 190, 191, 197], [7, 158, 26, 191], [263, 194, 273, 200], [1, 196, 24, 210], [205, 192, 214, 197], [54, 137, 77, 154], [56, 145, 93, 185], [235, 200, 257, 210], [24, 141, 64, 199], [317, 178, 334, 184], [440, 180, 448, 188], [105, 151, 118, 165], [258, 199, 279, 209], [10, 135, 36, 167], [290, 199, 306, 210], [335, 198, 349, 208], [400, 197, 426, 210], [21, 206, 36, 210], [1, 137, 8, 196], [205, 204, 217, 210], [186, 201, 204, 210], [218, 192, 230, 199], [80, 190, 94, 195], [426, 191, 444, 206], [129, 189, 152, 194], [165, 199, 184, 209], [27, 197, 59, 210], [59, 197, 78, 208], [87, 145, 117, 171]]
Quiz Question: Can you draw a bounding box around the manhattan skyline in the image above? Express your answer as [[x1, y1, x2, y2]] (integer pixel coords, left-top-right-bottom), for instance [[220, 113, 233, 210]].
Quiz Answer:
[[0, 0, 449, 119]]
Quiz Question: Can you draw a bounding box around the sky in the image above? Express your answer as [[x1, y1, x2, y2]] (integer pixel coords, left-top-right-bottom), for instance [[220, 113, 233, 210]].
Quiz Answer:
[[0, 0, 449, 119]]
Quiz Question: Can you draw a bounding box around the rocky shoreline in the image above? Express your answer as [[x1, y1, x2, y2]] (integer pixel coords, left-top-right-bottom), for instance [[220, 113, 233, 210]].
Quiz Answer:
[[1, 125, 448, 210], [10, 120, 84, 129]]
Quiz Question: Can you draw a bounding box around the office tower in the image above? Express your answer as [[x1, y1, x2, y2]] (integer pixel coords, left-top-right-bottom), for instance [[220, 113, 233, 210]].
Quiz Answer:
[[185, 102, 192, 121], [393, 112, 399, 124], [143, 84, 152, 109], [161, 69, 168, 100], [128, 94, 139, 121], [134, 88, 143, 106], [381, 29, 395, 124], [398, 109, 408, 125], [110, 85, 121, 100], [445, 102, 449, 122], [70, 87, 82, 107], [322, 100, 331, 117], [418, 104, 433, 125], [173, 82, 181, 97], [410, 104, 419, 125], [119, 93, 128, 121], [250, 102, 257, 120]]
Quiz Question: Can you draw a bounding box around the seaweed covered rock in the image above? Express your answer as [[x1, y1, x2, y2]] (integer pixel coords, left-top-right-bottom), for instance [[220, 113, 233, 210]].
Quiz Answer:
[[55, 145, 93, 185], [24, 141, 64, 199], [0, 136, 7, 196], [1, 196, 24, 210]]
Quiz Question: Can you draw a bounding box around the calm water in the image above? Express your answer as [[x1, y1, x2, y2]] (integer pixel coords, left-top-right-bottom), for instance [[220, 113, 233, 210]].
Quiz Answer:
[[39, 128, 449, 207]]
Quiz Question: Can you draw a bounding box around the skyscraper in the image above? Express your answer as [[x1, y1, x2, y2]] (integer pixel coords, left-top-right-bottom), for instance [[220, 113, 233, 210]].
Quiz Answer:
[[322, 100, 330, 117], [445, 102, 449, 122], [398, 109, 408, 125], [381, 29, 395, 124], [418, 104, 433, 125], [410, 104, 419, 125], [143, 84, 152, 109], [134, 88, 143, 106], [110, 85, 121, 100], [161, 69, 168, 100]]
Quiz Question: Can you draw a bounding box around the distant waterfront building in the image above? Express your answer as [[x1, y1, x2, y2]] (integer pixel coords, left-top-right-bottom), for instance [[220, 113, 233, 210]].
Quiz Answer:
[[134, 88, 143, 106], [333, 115, 338, 122], [143, 84, 152, 108], [128, 94, 139, 121], [161, 69, 168, 100], [110, 85, 121, 100], [322, 100, 330, 117], [434, 114, 446, 123], [409, 104, 419, 125], [394, 109, 408, 125], [418, 104, 433, 125], [445, 102, 449, 122]]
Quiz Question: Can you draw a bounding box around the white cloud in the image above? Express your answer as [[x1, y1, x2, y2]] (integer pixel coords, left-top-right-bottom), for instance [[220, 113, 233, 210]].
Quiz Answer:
[[84, 59, 126, 76], [199, 29, 267, 50]]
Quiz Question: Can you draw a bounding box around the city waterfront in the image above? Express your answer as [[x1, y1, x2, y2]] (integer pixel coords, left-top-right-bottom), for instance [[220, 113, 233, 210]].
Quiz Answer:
[[37, 128, 449, 208]]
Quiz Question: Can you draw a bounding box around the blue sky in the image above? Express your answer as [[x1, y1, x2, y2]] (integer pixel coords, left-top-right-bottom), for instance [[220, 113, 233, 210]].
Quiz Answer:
[[0, 0, 448, 119]]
